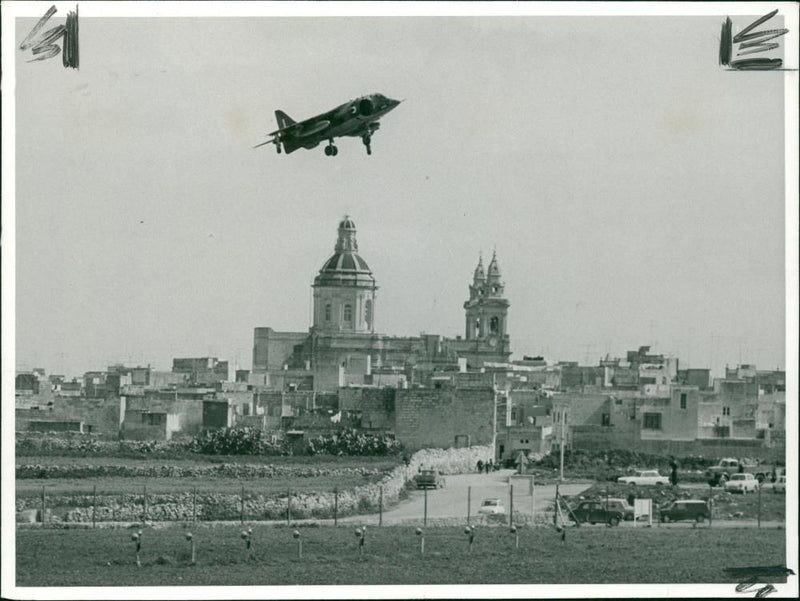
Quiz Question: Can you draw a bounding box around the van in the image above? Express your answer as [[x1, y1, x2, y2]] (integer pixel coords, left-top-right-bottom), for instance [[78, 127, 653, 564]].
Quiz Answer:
[[659, 499, 709, 523]]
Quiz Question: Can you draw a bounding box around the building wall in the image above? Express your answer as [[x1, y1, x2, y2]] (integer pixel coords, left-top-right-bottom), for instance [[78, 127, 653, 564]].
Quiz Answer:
[[203, 400, 233, 429], [339, 387, 395, 430], [395, 386, 494, 451], [122, 410, 180, 441], [252, 328, 310, 372], [26, 419, 84, 433], [495, 425, 552, 463], [124, 396, 204, 435], [23, 397, 124, 436]]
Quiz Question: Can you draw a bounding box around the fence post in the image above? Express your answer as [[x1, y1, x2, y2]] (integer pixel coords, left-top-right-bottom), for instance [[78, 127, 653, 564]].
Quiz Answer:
[[192, 487, 197, 523], [423, 487, 428, 527], [334, 488, 338, 526], [509, 484, 514, 527], [143, 485, 147, 526], [708, 483, 713, 528], [92, 484, 97, 528], [554, 484, 559, 527], [41, 486, 46, 527], [467, 486, 471, 525], [379, 486, 383, 527], [241, 485, 245, 525], [757, 483, 762, 529]]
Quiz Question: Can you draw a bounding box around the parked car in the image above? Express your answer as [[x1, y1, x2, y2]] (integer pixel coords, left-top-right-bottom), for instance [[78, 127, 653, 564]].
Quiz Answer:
[[705, 458, 770, 486], [570, 500, 623, 526], [617, 470, 670, 486], [773, 475, 786, 494], [658, 499, 710, 523], [414, 469, 446, 490], [477, 498, 505, 516], [603, 498, 635, 521], [724, 473, 759, 494]]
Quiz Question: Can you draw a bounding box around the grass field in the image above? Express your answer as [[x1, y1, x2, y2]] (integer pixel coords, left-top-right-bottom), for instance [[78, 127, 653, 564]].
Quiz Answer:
[[15, 524, 786, 586]]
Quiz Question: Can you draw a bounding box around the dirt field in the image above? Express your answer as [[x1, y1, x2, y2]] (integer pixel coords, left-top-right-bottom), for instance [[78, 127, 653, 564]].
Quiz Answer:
[[15, 524, 787, 586]]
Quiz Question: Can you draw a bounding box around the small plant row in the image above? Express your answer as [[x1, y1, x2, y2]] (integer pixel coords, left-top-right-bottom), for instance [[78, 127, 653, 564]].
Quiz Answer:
[[121, 522, 533, 568], [16, 462, 387, 480], [17, 428, 403, 457]]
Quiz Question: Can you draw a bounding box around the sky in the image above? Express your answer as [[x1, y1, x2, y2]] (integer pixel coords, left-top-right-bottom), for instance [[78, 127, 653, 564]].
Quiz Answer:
[[8, 5, 794, 379]]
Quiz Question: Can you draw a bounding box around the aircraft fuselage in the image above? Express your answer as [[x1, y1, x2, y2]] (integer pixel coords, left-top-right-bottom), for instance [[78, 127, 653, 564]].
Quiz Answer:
[[257, 93, 401, 156]]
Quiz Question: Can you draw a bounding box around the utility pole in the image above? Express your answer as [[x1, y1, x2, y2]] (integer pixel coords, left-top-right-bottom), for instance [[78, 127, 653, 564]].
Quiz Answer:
[[559, 407, 566, 481]]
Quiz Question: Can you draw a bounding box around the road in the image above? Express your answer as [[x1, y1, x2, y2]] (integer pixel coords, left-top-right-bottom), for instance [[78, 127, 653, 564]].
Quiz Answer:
[[342, 469, 590, 525]]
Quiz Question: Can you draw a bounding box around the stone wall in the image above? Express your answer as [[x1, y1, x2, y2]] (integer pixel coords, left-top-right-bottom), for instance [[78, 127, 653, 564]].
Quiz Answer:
[[569, 432, 784, 462], [339, 387, 396, 430], [395, 386, 494, 451], [25, 445, 493, 524]]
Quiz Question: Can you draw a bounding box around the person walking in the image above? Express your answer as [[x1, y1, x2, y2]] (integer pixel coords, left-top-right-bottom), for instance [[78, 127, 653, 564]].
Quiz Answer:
[[669, 456, 679, 488], [477, 459, 484, 474]]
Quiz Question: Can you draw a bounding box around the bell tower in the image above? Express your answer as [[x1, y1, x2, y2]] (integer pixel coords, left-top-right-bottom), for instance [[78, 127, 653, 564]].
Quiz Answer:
[[464, 251, 510, 348]]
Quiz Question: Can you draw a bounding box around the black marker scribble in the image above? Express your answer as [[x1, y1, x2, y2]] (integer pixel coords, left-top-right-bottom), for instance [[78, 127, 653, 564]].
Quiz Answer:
[[724, 565, 795, 598], [719, 9, 788, 71], [19, 4, 79, 69]]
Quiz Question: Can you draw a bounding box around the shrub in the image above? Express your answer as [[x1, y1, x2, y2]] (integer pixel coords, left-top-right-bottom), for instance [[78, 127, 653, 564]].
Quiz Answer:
[[306, 430, 402, 456]]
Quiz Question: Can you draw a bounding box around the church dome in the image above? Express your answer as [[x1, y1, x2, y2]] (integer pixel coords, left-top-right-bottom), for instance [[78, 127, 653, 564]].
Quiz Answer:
[[339, 217, 357, 230], [314, 217, 377, 288]]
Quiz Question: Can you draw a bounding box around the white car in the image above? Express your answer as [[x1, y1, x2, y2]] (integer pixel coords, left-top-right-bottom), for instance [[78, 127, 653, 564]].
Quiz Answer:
[[617, 470, 670, 486], [725, 473, 759, 494], [773, 475, 786, 494], [477, 498, 506, 515]]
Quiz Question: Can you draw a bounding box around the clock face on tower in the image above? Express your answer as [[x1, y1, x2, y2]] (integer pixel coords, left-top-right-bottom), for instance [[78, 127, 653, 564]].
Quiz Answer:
[[488, 335, 498, 348]]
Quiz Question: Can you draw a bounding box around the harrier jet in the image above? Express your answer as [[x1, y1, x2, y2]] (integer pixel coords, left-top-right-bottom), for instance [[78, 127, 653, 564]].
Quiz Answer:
[[254, 93, 401, 156]]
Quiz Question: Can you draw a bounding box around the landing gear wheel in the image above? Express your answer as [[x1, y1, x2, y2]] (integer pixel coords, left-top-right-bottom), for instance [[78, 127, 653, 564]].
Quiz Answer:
[[325, 141, 338, 157], [362, 135, 372, 155]]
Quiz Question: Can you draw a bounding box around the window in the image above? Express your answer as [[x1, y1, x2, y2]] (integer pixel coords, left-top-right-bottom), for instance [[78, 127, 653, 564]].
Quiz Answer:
[[680, 393, 687, 409], [142, 412, 165, 426], [365, 299, 372, 328], [343, 304, 352, 322], [643, 413, 662, 430], [601, 413, 611, 426], [324, 304, 331, 322], [490, 316, 499, 334], [723, 406, 730, 416]]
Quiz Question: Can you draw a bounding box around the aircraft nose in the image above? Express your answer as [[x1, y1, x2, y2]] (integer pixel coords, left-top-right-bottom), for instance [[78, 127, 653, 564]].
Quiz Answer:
[[386, 97, 402, 109]]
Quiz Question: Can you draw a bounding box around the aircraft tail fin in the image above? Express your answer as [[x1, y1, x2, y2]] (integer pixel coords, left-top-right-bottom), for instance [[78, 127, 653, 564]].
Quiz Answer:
[[275, 110, 296, 130]]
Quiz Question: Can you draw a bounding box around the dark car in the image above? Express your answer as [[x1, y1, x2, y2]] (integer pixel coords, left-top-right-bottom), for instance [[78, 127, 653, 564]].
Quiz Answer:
[[414, 469, 446, 489], [570, 500, 623, 526], [658, 499, 709, 523]]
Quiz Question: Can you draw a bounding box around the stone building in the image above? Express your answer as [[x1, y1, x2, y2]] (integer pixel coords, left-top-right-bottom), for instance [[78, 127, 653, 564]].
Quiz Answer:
[[252, 217, 512, 392]]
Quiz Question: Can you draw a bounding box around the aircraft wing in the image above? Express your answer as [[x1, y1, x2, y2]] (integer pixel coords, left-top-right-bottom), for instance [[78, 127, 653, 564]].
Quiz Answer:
[[267, 119, 331, 139]]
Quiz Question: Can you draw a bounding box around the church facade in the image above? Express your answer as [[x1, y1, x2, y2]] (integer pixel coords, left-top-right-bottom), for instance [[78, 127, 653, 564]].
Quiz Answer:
[[253, 217, 511, 391]]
